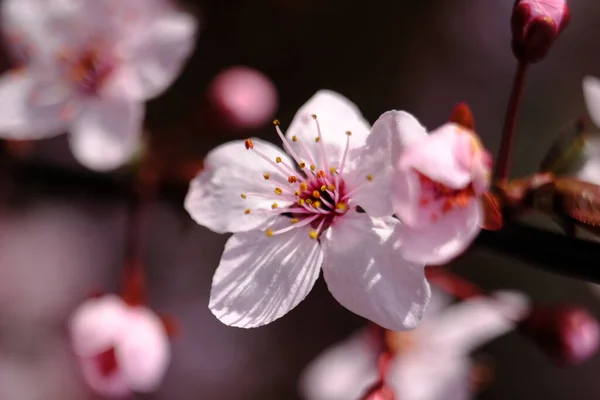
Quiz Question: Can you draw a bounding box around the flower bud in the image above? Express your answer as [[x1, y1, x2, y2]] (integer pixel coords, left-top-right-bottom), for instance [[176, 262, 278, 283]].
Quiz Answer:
[[511, 0, 570, 63], [519, 305, 599, 365], [360, 383, 396, 400]]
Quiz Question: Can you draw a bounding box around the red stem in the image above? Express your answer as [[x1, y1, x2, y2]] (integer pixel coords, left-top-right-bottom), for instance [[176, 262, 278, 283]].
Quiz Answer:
[[494, 61, 529, 182]]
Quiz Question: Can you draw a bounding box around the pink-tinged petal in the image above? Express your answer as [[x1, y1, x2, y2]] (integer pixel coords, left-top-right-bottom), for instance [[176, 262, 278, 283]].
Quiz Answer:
[[285, 90, 371, 170], [69, 98, 144, 171], [117, 307, 170, 392], [421, 291, 530, 354], [79, 356, 132, 399], [583, 76, 600, 129], [368, 111, 428, 162], [299, 328, 379, 400], [321, 213, 430, 331], [395, 202, 482, 266], [388, 351, 471, 400], [69, 295, 129, 357], [209, 217, 324, 328], [109, 11, 198, 101], [391, 168, 422, 227], [0, 70, 70, 139], [400, 123, 473, 189], [184, 138, 294, 234]]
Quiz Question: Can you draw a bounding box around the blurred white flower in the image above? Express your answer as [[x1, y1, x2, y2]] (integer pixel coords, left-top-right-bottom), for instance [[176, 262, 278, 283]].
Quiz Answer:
[[299, 290, 529, 400], [0, 0, 197, 170], [69, 294, 170, 398], [185, 90, 430, 330]]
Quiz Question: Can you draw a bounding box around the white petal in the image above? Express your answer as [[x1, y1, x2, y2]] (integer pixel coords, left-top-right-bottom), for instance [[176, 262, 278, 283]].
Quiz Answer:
[[422, 291, 529, 354], [0, 70, 70, 139], [110, 11, 198, 101], [396, 202, 482, 266], [117, 307, 170, 392], [69, 295, 129, 357], [583, 76, 600, 129], [321, 213, 430, 331], [346, 111, 428, 217], [284, 90, 371, 171], [299, 328, 379, 400], [388, 351, 471, 400], [209, 217, 324, 328], [69, 98, 144, 171], [184, 138, 294, 234]]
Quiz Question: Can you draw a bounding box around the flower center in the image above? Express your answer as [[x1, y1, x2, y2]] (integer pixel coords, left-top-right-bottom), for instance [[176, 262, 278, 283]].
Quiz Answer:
[[95, 346, 119, 377], [241, 116, 373, 239], [58, 46, 114, 96], [418, 173, 476, 222]]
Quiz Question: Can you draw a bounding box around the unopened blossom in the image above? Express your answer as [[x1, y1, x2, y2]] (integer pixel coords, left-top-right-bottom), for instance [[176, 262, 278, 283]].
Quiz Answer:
[[300, 290, 529, 400], [386, 112, 492, 265], [0, 0, 197, 170], [69, 295, 170, 398], [185, 90, 430, 330], [511, 0, 570, 63]]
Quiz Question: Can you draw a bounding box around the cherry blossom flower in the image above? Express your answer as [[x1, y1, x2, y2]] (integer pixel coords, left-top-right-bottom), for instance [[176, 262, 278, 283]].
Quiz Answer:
[[299, 290, 529, 400], [385, 112, 492, 265], [185, 90, 430, 330], [69, 294, 170, 398], [0, 0, 197, 170]]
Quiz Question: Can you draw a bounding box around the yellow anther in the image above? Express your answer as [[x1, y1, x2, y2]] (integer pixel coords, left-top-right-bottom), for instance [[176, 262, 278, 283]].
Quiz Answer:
[[298, 199, 305, 205], [290, 218, 299, 224], [300, 182, 308, 191], [240, 193, 247, 199], [271, 202, 278, 209], [294, 190, 301, 196], [317, 170, 326, 178], [312, 190, 321, 198], [276, 156, 282, 163], [245, 208, 251, 214], [266, 229, 273, 237], [292, 136, 298, 142], [274, 188, 283, 195], [320, 185, 327, 191], [315, 137, 320, 143], [311, 114, 317, 119], [310, 165, 316, 171], [306, 199, 313, 205], [309, 230, 318, 240], [288, 176, 298, 183], [263, 173, 271, 180], [313, 201, 322, 208], [273, 119, 280, 126], [366, 175, 373, 182], [327, 184, 335, 191], [330, 167, 337, 173], [244, 138, 254, 149], [336, 203, 347, 211], [346, 131, 352, 136]]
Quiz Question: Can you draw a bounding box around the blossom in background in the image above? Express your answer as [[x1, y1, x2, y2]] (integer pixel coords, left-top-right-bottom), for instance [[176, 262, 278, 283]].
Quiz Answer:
[[185, 90, 430, 330], [300, 290, 529, 400], [0, 0, 197, 170], [69, 294, 170, 398], [385, 112, 492, 265]]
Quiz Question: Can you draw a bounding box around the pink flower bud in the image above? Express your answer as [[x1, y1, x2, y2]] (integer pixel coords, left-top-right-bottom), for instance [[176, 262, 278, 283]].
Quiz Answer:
[[519, 305, 599, 365], [511, 0, 570, 63]]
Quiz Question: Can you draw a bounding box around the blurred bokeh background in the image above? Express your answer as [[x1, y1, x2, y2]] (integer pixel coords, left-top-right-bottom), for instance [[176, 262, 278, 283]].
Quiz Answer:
[[2, 0, 600, 399]]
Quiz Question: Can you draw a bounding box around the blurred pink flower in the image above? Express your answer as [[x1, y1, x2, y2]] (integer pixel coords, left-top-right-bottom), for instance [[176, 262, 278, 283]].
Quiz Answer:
[[385, 112, 492, 265], [0, 0, 197, 170], [185, 90, 430, 330], [300, 291, 529, 400], [69, 294, 170, 398]]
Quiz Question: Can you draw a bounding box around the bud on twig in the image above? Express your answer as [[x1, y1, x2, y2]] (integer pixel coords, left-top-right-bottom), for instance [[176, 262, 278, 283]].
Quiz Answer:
[[511, 0, 570, 63], [519, 305, 600, 365]]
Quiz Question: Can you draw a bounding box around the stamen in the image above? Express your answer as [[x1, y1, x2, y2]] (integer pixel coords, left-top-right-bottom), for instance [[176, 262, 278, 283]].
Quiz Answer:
[[317, 170, 326, 178], [310, 165, 316, 171], [288, 176, 298, 183], [312, 190, 321, 199], [367, 175, 373, 182], [312, 114, 330, 171], [273, 121, 311, 173], [299, 162, 306, 168], [309, 230, 319, 240], [268, 215, 320, 236], [245, 139, 254, 149], [240, 194, 247, 199], [330, 167, 337, 174], [290, 218, 299, 224], [271, 203, 279, 209], [300, 182, 308, 192], [338, 132, 352, 174], [295, 190, 301, 196], [266, 229, 273, 237], [263, 173, 270, 180], [276, 157, 282, 163], [292, 136, 298, 142], [313, 200, 322, 208], [245, 209, 251, 214], [320, 185, 327, 191], [315, 137, 320, 143], [274, 188, 283, 195]]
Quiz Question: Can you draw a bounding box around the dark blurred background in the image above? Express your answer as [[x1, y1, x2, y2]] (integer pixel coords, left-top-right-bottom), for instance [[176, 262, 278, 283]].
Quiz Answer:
[[1, 0, 600, 399]]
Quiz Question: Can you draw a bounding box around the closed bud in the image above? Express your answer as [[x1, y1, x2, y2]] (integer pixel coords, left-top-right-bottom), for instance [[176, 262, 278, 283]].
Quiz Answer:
[[519, 305, 600, 365], [511, 0, 570, 63]]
